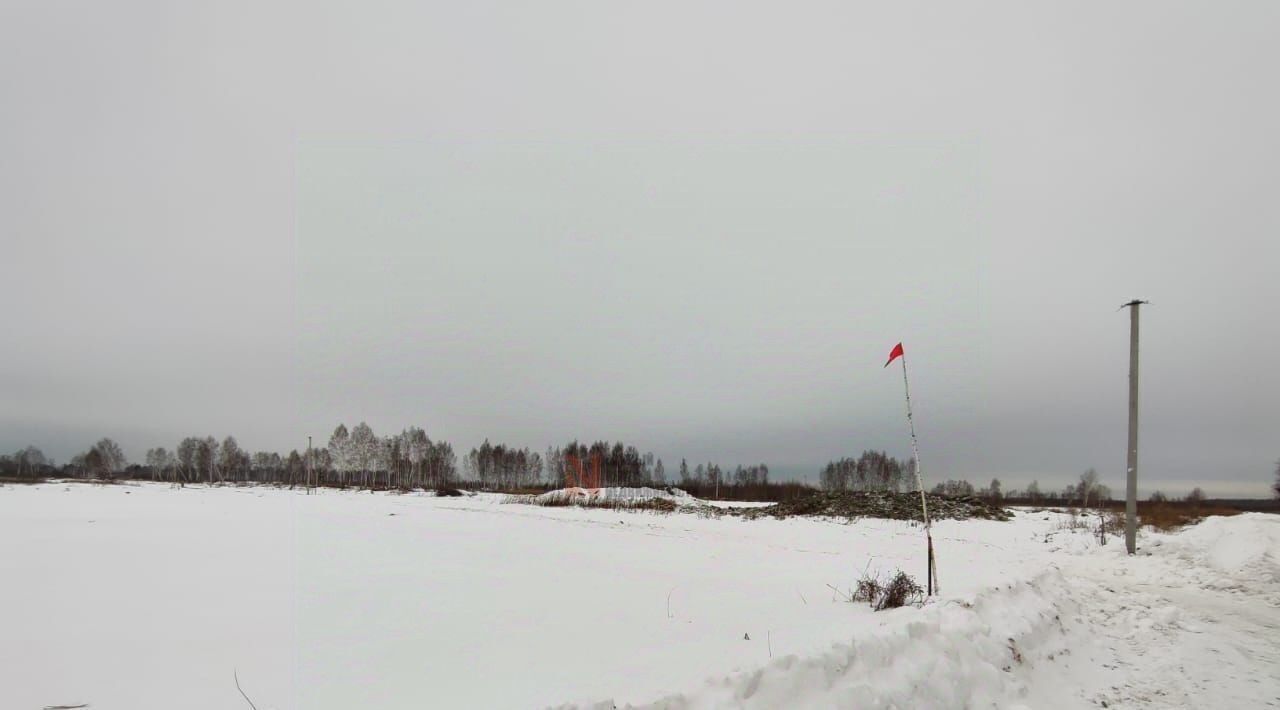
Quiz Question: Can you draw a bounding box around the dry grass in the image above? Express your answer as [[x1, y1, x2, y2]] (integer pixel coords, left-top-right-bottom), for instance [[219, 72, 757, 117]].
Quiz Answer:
[[1070, 501, 1245, 532], [1048, 508, 1125, 545], [1137, 502, 1240, 532], [849, 569, 924, 611], [1052, 502, 1241, 534]]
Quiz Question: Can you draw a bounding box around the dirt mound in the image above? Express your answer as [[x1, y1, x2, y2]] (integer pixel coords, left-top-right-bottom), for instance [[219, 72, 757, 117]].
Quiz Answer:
[[730, 490, 1011, 522]]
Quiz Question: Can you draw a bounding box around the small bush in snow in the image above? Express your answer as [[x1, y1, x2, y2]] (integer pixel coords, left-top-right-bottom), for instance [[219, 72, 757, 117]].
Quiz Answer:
[[852, 576, 881, 605], [849, 569, 923, 611], [878, 571, 924, 610]]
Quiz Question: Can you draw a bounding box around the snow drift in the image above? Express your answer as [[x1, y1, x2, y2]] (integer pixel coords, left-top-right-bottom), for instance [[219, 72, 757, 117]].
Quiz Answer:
[[527, 486, 705, 509], [568, 569, 1077, 709]]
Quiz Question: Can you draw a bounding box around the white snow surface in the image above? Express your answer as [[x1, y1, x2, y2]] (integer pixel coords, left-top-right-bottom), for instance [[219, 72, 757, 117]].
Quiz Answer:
[[1, 483, 1276, 709]]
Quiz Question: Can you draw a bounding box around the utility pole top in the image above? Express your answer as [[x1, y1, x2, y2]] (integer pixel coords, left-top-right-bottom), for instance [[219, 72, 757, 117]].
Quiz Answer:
[[1121, 299, 1149, 309]]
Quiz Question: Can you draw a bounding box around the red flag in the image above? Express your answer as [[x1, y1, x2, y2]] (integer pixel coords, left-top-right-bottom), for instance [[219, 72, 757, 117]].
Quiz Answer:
[[884, 342, 904, 368]]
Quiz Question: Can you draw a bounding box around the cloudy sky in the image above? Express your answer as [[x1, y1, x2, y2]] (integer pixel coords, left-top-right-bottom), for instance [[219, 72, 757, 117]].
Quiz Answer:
[[3, 1, 1276, 495]]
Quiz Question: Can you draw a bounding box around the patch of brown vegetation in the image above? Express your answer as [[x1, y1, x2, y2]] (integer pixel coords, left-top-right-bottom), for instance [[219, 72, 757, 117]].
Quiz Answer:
[[1137, 502, 1241, 532]]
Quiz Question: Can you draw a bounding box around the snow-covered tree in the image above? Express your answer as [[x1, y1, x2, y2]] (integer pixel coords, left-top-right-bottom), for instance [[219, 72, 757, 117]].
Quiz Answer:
[[328, 424, 351, 486], [378, 436, 396, 487], [349, 422, 378, 488], [402, 427, 431, 489], [432, 440, 456, 487]]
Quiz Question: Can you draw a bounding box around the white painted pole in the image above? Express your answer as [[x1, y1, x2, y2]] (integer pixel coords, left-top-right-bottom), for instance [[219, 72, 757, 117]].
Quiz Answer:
[[898, 351, 937, 595]]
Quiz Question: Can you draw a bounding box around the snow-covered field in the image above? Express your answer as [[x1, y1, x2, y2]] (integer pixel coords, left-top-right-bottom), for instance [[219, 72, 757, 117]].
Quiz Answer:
[[1, 483, 1276, 709]]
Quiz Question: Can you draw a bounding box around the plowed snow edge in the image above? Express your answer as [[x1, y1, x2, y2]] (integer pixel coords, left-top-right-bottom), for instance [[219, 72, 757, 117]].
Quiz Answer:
[[560, 568, 1080, 710]]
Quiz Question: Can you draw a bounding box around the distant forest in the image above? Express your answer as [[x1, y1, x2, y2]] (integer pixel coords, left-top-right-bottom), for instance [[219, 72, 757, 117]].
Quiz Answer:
[[2, 432, 1272, 504], [0, 426, 777, 500]]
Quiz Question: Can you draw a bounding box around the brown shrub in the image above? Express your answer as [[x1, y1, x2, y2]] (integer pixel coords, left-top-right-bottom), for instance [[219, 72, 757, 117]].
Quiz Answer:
[[878, 571, 924, 610], [850, 569, 923, 611], [852, 576, 881, 605]]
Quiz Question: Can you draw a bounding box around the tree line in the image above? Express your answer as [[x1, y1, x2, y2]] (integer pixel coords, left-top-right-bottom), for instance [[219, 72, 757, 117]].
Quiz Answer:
[[0, 425, 459, 490], [816, 459, 1219, 508], [0, 432, 664, 493], [929, 469, 1213, 507], [5, 439, 1276, 502], [929, 469, 1114, 505], [819, 451, 911, 492], [0, 434, 785, 500]]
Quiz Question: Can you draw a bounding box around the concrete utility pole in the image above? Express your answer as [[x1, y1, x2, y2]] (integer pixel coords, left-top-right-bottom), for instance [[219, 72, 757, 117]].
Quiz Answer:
[[1121, 300, 1148, 555], [307, 435, 313, 493]]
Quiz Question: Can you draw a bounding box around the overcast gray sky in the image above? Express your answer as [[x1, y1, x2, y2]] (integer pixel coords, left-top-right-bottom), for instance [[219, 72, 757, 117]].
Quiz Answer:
[[3, 1, 1277, 496]]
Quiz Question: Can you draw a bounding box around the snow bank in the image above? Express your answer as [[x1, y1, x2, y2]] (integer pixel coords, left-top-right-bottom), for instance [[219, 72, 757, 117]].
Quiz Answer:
[[597, 512, 1280, 710], [1155, 513, 1279, 576], [572, 569, 1077, 710], [531, 486, 705, 508], [1137, 512, 1280, 602], [1048, 512, 1280, 708]]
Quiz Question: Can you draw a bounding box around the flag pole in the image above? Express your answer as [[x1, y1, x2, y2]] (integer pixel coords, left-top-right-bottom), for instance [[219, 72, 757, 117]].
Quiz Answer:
[[894, 346, 936, 596]]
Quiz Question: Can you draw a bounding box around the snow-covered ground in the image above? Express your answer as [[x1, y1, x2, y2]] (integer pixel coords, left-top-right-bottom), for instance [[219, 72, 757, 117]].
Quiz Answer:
[[1, 483, 1276, 709]]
